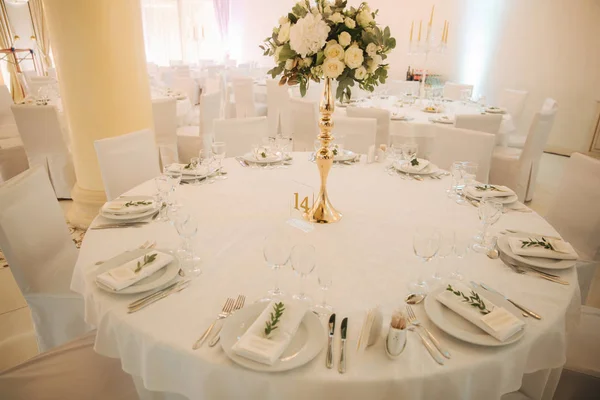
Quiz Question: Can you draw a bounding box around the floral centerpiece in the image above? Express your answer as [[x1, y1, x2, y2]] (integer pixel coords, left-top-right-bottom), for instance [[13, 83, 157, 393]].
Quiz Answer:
[[260, 0, 396, 102]]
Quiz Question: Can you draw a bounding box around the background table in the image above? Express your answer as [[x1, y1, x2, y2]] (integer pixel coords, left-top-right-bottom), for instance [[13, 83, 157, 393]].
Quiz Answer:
[[72, 154, 579, 400]]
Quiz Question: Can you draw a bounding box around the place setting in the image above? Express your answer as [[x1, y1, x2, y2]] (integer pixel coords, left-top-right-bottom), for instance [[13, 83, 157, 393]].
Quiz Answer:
[[237, 138, 293, 169], [387, 143, 443, 180], [91, 195, 160, 230], [309, 140, 361, 166]]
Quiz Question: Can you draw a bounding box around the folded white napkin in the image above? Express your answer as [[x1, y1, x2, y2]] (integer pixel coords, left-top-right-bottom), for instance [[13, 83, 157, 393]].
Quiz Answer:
[[102, 199, 155, 215], [508, 237, 578, 260], [95, 251, 173, 291], [437, 283, 524, 342], [465, 184, 515, 199], [180, 164, 209, 176], [232, 300, 308, 365], [402, 158, 430, 173]]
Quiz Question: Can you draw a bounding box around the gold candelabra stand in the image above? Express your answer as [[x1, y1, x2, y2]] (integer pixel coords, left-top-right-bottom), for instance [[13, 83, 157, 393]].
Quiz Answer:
[[304, 78, 342, 224]]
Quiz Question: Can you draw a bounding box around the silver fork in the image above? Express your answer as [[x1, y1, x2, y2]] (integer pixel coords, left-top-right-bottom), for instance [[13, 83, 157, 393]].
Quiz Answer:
[[208, 295, 246, 347], [192, 298, 235, 350], [406, 305, 451, 359]]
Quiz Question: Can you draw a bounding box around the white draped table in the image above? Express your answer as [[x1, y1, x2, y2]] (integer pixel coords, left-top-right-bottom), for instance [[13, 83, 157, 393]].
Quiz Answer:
[[72, 153, 579, 400]]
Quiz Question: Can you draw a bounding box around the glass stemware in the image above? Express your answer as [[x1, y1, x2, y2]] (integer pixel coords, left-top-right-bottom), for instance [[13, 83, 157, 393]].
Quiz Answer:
[[451, 233, 471, 281], [410, 227, 441, 294], [154, 175, 171, 222], [312, 264, 333, 316], [455, 161, 478, 205], [263, 233, 292, 299], [402, 143, 419, 167], [189, 156, 200, 185], [174, 212, 201, 277], [201, 151, 216, 184], [291, 244, 316, 302], [433, 229, 455, 282], [211, 142, 227, 180], [472, 198, 503, 253], [447, 161, 463, 199], [164, 164, 182, 205]]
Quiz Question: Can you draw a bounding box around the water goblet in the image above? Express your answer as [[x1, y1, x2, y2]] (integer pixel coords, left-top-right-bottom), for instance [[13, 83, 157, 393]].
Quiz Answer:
[[433, 229, 455, 282], [174, 212, 201, 277], [455, 161, 478, 205], [451, 233, 471, 281], [410, 227, 441, 294], [472, 198, 503, 253], [291, 244, 316, 302], [312, 264, 333, 316], [154, 175, 170, 221], [211, 142, 227, 180], [263, 233, 292, 299], [189, 157, 200, 185], [447, 161, 463, 199], [201, 152, 216, 183]]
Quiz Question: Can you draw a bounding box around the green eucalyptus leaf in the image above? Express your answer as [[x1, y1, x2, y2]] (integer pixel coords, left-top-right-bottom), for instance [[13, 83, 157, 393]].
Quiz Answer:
[[288, 13, 298, 23]]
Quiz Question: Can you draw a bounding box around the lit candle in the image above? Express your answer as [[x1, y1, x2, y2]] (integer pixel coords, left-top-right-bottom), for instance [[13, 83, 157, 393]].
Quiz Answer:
[[418, 20, 422, 42], [445, 22, 450, 43], [409, 20, 414, 42], [429, 5, 435, 26]]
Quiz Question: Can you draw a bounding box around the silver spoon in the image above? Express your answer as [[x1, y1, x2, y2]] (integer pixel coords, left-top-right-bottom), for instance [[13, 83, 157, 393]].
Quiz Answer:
[[405, 293, 426, 305]]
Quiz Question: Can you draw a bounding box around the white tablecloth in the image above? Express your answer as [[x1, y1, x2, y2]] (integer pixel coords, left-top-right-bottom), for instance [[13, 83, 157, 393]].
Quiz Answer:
[[72, 154, 579, 400]]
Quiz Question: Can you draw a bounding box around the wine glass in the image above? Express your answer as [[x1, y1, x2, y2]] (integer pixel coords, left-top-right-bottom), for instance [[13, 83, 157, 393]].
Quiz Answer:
[[189, 157, 200, 185], [154, 175, 170, 222], [433, 229, 455, 282], [447, 161, 463, 199], [451, 232, 471, 281], [201, 151, 216, 184], [263, 233, 292, 299], [174, 212, 201, 277], [455, 161, 478, 205], [164, 164, 182, 205], [291, 244, 316, 302], [472, 198, 504, 253], [211, 142, 227, 180], [312, 264, 333, 316], [410, 227, 440, 294]]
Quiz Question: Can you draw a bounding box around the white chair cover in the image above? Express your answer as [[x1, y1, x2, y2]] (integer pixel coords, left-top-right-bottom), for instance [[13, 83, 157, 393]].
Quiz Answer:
[[10, 104, 75, 198], [455, 114, 503, 145], [386, 80, 420, 96], [429, 125, 495, 183], [171, 76, 199, 105], [389, 123, 437, 161], [152, 98, 179, 167], [0, 167, 90, 351], [490, 99, 558, 201], [94, 129, 161, 201], [499, 89, 528, 120], [214, 117, 268, 157], [333, 116, 376, 154], [291, 81, 324, 101], [266, 79, 292, 137], [0, 330, 138, 400], [177, 135, 204, 163], [289, 97, 319, 151], [346, 106, 391, 147], [0, 84, 16, 126], [0, 139, 29, 183], [443, 82, 474, 101], [232, 77, 257, 118]]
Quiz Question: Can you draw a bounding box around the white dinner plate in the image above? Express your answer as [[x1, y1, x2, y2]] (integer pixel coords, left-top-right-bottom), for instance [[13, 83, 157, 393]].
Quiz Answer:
[[334, 150, 357, 162], [220, 302, 325, 372], [485, 107, 506, 114], [497, 234, 577, 270], [391, 115, 414, 121], [94, 249, 180, 294], [466, 193, 519, 205], [394, 161, 439, 175], [180, 166, 216, 181], [424, 286, 526, 347], [100, 206, 158, 221], [242, 153, 282, 164]]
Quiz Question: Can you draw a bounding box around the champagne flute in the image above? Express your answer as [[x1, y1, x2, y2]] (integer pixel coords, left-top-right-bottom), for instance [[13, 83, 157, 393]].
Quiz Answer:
[[211, 142, 227, 180], [263, 233, 292, 299], [291, 244, 316, 302], [433, 229, 455, 282]]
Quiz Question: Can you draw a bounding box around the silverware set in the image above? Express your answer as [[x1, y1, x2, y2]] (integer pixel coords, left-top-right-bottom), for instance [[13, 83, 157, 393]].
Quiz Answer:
[[127, 279, 191, 313], [406, 305, 448, 365], [192, 295, 246, 349], [474, 282, 542, 320], [325, 314, 349, 373], [498, 252, 569, 285]]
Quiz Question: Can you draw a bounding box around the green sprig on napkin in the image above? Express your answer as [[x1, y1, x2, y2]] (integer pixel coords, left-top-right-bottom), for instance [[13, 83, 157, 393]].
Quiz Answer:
[[134, 253, 157, 273], [261, 151, 267, 158], [521, 237, 554, 251], [264, 302, 285, 338], [124, 200, 152, 207], [410, 158, 419, 166], [475, 185, 500, 192], [446, 285, 492, 315]]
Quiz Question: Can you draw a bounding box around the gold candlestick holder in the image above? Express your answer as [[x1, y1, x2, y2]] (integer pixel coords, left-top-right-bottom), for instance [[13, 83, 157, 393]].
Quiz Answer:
[[304, 78, 342, 224]]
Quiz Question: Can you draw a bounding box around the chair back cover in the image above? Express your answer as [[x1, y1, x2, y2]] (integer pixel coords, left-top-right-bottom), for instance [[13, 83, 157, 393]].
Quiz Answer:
[[0, 84, 15, 126], [443, 82, 474, 101], [455, 114, 503, 145], [266, 79, 292, 137], [232, 77, 257, 118], [0, 143, 28, 182], [151, 98, 179, 166], [214, 117, 268, 157], [10, 104, 75, 198], [429, 125, 495, 183], [346, 106, 391, 147], [94, 129, 160, 200], [0, 331, 138, 400], [200, 90, 222, 140], [499, 89, 529, 120], [289, 97, 319, 151], [177, 135, 205, 163], [171, 76, 199, 105], [333, 116, 376, 154], [389, 123, 436, 160]]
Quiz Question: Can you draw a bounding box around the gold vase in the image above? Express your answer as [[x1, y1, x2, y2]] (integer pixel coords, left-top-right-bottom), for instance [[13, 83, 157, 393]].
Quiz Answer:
[[305, 78, 342, 224]]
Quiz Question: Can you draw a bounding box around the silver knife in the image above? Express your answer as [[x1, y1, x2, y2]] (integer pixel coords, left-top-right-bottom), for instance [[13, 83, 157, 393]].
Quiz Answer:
[[128, 280, 190, 313], [326, 313, 335, 369], [128, 280, 181, 309], [479, 282, 541, 320], [338, 317, 348, 374], [409, 327, 445, 365]]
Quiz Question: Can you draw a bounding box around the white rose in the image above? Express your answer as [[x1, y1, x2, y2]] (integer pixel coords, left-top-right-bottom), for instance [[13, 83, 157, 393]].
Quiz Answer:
[[301, 57, 313, 67], [323, 57, 345, 79], [324, 41, 344, 60], [289, 13, 331, 57], [338, 31, 351, 47], [278, 22, 291, 43], [355, 66, 367, 80], [324, 6, 332, 14], [356, 9, 374, 27], [366, 42, 377, 57], [344, 17, 356, 29], [274, 46, 283, 63], [279, 16, 289, 26], [285, 58, 296, 70], [328, 12, 344, 24], [344, 45, 364, 69], [367, 54, 382, 73]]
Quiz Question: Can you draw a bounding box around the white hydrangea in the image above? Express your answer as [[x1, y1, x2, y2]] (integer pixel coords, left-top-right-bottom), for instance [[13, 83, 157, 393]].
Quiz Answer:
[[338, 31, 351, 47], [289, 13, 331, 57], [344, 45, 364, 69], [344, 17, 356, 29], [278, 22, 291, 43], [355, 66, 367, 80], [323, 57, 345, 79], [324, 40, 345, 60]]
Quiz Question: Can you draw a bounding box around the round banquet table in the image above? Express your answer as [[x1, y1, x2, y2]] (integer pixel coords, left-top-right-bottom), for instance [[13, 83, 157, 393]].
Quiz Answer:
[[72, 153, 579, 400]]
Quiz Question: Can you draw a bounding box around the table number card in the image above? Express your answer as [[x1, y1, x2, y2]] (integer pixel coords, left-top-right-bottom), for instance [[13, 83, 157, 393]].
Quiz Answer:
[[287, 181, 315, 233]]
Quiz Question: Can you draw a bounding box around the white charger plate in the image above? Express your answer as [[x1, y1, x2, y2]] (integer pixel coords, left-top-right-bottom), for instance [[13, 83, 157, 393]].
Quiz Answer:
[[100, 207, 158, 221], [94, 249, 180, 294], [220, 302, 325, 372], [466, 193, 519, 205], [424, 286, 526, 347], [101, 196, 155, 215], [497, 234, 576, 270], [334, 150, 357, 162], [393, 160, 439, 175], [242, 153, 282, 164]]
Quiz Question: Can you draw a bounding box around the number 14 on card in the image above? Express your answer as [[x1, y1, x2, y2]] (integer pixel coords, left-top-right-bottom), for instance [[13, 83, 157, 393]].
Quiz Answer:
[[293, 192, 312, 213]]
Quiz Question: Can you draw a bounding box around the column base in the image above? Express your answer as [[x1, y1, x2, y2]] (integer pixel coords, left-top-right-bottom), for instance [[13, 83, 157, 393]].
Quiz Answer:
[[66, 183, 106, 229]]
